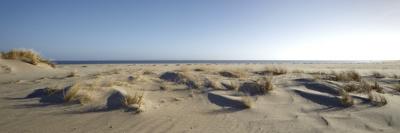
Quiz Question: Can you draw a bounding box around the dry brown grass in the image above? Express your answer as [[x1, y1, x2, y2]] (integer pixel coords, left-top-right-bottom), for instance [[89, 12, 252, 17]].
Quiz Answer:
[[63, 83, 93, 104], [257, 76, 274, 93], [332, 70, 361, 82], [343, 80, 376, 93], [368, 91, 387, 106], [291, 69, 305, 73], [1, 49, 55, 67], [371, 81, 384, 93], [204, 78, 222, 90], [124, 92, 144, 107], [67, 70, 79, 77], [371, 71, 385, 78], [265, 66, 288, 75], [339, 89, 354, 107]]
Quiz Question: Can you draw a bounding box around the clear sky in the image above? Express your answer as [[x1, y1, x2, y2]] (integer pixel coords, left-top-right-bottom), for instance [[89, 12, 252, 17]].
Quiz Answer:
[[0, 0, 399, 60]]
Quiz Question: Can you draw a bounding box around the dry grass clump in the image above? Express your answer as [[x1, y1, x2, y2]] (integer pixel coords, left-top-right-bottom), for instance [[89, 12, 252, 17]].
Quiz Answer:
[[339, 89, 354, 107], [331, 70, 361, 82], [291, 69, 305, 73], [392, 74, 398, 79], [371, 71, 385, 78], [371, 81, 384, 93], [342, 80, 382, 93], [124, 92, 144, 107], [1, 49, 55, 67], [255, 66, 288, 75], [159, 83, 168, 90], [220, 80, 240, 90], [265, 66, 288, 75], [204, 78, 222, 90], [67, 70, 79, 77], [63, 83, 93, 104], [257, 76, 274, 93], [368, 91, 387, 106]]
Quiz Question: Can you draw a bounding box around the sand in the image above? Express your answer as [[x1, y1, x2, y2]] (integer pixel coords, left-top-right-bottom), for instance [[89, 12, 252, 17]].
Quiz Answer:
[[0, 60, 399, 133]]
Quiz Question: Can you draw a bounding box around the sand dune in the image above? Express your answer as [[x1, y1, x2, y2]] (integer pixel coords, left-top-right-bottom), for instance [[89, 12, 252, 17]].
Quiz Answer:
[[0, 60, 399, 133]]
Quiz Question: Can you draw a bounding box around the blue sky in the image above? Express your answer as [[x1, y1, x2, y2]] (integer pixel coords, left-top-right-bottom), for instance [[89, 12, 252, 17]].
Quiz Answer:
[[1, 0, 399, 60]]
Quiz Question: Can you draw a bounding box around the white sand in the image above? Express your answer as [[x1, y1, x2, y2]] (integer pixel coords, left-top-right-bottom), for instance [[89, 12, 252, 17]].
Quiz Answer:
[[0, 60, 399, 133]]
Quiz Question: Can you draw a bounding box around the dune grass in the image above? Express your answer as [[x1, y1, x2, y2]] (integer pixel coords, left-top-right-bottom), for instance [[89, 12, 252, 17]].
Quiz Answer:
[[124, 92, 144, 107], [264, 66, 288, 75], [368, 91, 387, 106], [371, 71, 385, 78], [339, 89, 354, 107], [1, 49, 55, 67], [332, 70, 361, 82], [257, 76, 274, 94]]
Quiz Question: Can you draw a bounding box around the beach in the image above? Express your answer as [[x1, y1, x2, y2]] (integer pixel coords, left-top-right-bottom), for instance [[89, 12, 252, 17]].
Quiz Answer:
[[1, 59, 400, 133]]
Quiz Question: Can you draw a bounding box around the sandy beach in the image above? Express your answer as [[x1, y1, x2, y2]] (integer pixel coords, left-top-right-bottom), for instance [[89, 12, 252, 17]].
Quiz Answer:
[[1, 58, 399, 133]]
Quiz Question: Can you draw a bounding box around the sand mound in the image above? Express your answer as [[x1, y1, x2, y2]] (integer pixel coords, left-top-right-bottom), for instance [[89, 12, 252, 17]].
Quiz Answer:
[[159, 72, 185, 83], [26, 86, 73, 104], [207, 91, 249, 109], [239, 82, 264, 95], [0, 59, 64, 83], [219, 71, 239, 78], [106, 89, 128, 110]]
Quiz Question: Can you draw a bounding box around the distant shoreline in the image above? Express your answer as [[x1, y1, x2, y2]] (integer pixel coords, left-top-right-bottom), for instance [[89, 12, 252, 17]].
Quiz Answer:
[[54, 60, 383, 65]]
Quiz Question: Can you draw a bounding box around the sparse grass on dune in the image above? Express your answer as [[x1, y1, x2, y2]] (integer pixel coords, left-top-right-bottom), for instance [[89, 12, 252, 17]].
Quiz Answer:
[[371, 71, 385, 78], [255, 66, 288, 76], [1, 49, 55, 67], [204, 78, 222, 90], [219, 68, 248, 78], [339, 89, 354, 107], [315, 70, 361, 82], [124, 92, 144, 107], [257, 76, 274, 94], [343, 80, 383, 93], [368, 91, 387, 106], [332, 70, 361, 82]]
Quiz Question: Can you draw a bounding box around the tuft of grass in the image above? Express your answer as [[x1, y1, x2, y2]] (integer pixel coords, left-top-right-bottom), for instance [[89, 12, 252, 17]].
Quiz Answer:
[[368, 91, 387, 106], [371, 81, 384, 93], [258, 76, 274, 94], [204, 78, 222, 90], [393, 74, 398, 79], [330, 70, 361, 82], [221, 80, 239, 91], [291, 69, 304, 73], [124, 92, 144, 107], [1, 49, 55, 67], [339, 89, 354, 107], [371, 71, 385, 78], [257, 66, 288, 75], [67, 70, 79, 77], [343, 80, 373, 93], [64, 83, 92, 104], [159, 83, 168, 90]]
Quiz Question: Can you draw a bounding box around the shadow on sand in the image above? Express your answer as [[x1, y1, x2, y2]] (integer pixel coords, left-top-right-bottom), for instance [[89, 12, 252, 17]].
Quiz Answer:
[[207, 92, 248, 111], [294, 78, 339, 96]]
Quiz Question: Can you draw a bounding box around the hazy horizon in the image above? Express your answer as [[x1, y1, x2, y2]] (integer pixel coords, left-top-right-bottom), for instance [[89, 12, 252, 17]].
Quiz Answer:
[[1, 0, 399, 60]]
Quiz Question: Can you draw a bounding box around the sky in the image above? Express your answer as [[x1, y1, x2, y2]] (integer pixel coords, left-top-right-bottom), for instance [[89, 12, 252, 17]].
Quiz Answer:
[[0, 0, 399, 60]]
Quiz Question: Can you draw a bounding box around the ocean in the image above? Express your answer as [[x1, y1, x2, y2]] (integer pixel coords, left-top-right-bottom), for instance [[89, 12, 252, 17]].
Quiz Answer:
[[54, 60, 376, 65]]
